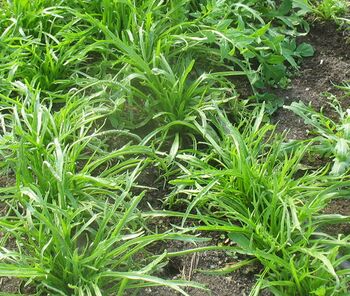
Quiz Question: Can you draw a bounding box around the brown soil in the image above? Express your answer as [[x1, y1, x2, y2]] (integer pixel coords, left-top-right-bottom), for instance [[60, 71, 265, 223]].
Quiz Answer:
[[0, 175, 15, 188], [0, 277, 22, 294], [273, 21, 350, 139], [142, 239, 270, 296], [323, 199, 350, 235]]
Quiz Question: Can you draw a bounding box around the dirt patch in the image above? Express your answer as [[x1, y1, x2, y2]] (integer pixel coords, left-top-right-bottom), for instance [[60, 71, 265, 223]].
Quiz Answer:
[[323, 199, 350, 235], [273, 21, 350, 139], [0, 174, 15, 187], [0, 277, 22, 294], [142, 239, 270, 296]]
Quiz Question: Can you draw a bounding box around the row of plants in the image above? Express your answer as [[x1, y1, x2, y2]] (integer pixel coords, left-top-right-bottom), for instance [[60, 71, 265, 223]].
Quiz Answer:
[[0, 0, 349, 295]]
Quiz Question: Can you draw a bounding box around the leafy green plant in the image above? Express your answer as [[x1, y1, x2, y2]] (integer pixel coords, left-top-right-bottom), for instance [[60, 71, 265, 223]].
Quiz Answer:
[[311, 0, 349, 22], [286, 96, 350, 175], [168, 106, 350, 295], [74, 0, 315, 134], [1, 1, 347, 295], [0, 1, 148, 97], [0, 177, 209, 295], [180, 0, 313, 88], [0, 85, 206, 295], [111, 56, 235, 130], [0, 0, 311, 138]]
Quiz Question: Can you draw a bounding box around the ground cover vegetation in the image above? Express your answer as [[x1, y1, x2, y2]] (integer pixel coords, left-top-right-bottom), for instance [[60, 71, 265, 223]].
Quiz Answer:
[[0, 0, 349, 295]]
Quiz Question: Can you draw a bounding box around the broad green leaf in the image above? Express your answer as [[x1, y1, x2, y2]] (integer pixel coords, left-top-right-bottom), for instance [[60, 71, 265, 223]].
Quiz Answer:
[[296, 43, 314, 57]]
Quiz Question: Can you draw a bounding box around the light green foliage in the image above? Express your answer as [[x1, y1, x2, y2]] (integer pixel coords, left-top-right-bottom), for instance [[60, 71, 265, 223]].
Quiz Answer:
[[0, 85, 205, 295], [0, 1, 349, 295], [0, 0, 315, 132], [311, 0, 349, 22], [170, 107, 350, 295], [286, 95, 350, 175]]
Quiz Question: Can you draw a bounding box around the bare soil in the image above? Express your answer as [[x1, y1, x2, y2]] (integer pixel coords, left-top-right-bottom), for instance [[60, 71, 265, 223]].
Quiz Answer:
[[323, 199, 350, 235], [273, 21, 350, 139], [142, 239, 269, 296]]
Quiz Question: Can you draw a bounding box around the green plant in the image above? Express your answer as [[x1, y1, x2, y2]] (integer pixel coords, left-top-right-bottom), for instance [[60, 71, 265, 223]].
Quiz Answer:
[[73, 0, 314, 136], [0, 0, 315, 100], [0, 1, 138, 96], [111, 56, 235, 130], [311, 0, 349, 22], [180, 0, 313, 88], [168, 106, 350, 295], [0, 85, 206, 295], [1, 1, 346, 295], [285, 95, 350, 175], [0, 177, 209, 295]]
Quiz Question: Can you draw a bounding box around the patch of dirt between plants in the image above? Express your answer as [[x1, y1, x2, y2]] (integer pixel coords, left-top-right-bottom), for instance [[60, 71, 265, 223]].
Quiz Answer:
[[0, 175, 15, 187], [142, 239, 271, 296], [323, 199, 350, 235], [273, 21, 350, 139]]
